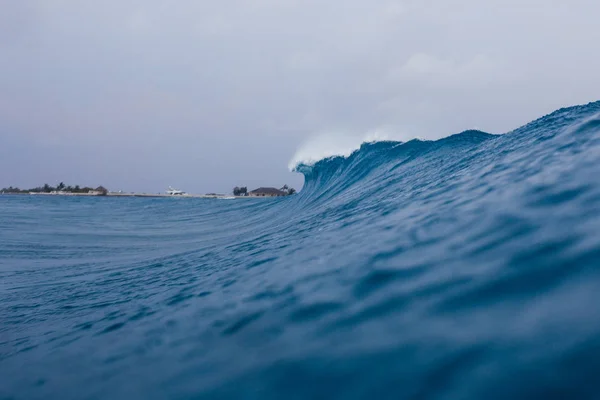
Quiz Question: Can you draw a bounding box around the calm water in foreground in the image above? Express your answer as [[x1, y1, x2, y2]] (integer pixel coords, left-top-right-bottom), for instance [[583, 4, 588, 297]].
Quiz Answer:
[[2, 102, 600, 399]]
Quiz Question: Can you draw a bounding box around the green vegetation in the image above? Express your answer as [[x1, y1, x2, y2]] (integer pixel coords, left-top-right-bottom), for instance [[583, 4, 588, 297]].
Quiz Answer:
[[280, 185, 297, 195], [233, 187, 248, 196], [1, 183, 108, 195]]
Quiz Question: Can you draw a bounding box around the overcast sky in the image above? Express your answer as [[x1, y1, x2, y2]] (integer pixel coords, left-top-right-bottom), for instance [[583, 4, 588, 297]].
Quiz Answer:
[[1, 0, 599, 193]]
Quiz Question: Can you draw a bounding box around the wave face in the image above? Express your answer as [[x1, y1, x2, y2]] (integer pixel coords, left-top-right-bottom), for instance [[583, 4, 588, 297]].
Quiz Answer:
[[2, 101, 600, 399]]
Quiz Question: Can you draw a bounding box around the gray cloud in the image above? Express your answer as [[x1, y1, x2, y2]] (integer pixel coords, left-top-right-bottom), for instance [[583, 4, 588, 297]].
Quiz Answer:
[[1, 0, 599, 192]]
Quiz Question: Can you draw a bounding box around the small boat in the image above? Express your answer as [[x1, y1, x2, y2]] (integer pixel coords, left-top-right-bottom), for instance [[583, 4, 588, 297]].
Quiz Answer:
[[166, 186, 187, 196]]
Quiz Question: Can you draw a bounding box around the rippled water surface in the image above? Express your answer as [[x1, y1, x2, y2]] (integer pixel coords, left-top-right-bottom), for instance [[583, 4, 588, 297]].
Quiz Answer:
[[2, 102, 600, 399]]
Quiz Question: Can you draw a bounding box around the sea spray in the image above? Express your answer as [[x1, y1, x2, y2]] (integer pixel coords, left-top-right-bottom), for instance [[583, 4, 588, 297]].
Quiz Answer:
[[287, 127, 408, 170]]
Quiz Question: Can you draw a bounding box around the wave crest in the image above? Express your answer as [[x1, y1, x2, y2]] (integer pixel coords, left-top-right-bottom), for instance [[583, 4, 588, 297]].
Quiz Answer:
[[287, 129, 404, 171]]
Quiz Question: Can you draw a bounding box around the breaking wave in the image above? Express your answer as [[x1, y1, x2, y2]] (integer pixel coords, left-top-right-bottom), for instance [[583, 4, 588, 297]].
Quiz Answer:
[[2, 101, 600, 399]]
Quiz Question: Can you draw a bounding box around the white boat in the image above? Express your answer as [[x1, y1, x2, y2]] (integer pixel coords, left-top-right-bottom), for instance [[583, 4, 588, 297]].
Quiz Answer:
[[166, 186, 187, 196]]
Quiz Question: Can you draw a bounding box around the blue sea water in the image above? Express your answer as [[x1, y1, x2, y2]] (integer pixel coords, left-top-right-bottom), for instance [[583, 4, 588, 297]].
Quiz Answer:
[[2, 101, 600, 399]]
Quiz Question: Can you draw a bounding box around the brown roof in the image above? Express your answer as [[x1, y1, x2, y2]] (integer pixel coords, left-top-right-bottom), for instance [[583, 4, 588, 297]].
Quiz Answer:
[[250, 187, 286, 195]]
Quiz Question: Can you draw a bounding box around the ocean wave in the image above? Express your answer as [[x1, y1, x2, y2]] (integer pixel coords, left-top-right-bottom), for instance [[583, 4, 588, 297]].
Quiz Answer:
[[289, 101, 600, 175], [2, 100, 600, 399]]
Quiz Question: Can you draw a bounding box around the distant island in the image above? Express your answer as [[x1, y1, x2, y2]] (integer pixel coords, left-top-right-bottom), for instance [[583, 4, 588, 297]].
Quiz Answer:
[[1, 183, 298, 198], [1, 183, 108, 195]]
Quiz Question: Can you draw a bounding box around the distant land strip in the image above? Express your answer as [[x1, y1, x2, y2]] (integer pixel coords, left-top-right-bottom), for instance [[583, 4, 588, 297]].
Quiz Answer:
[[1, 183, 297, 199]]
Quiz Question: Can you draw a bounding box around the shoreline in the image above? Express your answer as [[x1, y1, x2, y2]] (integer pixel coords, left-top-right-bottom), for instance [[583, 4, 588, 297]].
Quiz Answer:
[[1, 192, 257, 199]]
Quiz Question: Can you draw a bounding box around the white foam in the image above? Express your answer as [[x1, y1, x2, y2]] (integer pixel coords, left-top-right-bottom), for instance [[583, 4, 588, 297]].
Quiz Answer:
[[288, 129, 406, 170], [288, 133, 358, 171]]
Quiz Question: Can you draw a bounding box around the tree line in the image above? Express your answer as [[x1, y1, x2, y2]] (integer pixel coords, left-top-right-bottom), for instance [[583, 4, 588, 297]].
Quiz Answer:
[[1, 182, 108, 194], [281, 185, 297, 195], [232, 187, 248, 196]]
